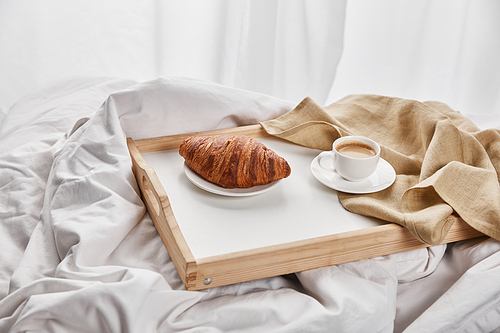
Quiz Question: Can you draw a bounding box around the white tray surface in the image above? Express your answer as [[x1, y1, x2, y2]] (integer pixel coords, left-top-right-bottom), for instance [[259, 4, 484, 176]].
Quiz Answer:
[[142, 137, 387, 259]]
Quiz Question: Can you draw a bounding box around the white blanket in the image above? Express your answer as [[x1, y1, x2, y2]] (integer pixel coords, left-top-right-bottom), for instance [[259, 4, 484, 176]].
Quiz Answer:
[[1, 77, 499, 332]]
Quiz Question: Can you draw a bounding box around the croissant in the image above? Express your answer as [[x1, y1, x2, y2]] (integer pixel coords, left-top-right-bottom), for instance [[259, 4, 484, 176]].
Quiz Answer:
[[179, 135, 291, 188]]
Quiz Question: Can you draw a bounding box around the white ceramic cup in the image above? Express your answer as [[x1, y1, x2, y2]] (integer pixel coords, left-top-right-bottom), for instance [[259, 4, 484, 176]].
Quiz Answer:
[[320, 136, 380, 182]]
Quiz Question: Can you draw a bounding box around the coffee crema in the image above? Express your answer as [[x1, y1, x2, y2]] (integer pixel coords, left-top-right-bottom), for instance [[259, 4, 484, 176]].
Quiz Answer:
[[336, 140, 376, 159]]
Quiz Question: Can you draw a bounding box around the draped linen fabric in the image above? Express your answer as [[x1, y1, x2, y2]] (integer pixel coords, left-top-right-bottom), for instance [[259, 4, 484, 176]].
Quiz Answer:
[[261, 95, 500, 245]]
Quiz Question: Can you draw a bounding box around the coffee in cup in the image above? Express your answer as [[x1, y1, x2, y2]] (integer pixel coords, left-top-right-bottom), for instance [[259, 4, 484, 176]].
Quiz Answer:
[[335, 140, 377, 159], [319, 136, 380, 182]]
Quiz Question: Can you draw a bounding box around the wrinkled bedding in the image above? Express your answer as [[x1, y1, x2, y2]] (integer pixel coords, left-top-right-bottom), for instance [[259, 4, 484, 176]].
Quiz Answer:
[[1, 76, 499, 332]]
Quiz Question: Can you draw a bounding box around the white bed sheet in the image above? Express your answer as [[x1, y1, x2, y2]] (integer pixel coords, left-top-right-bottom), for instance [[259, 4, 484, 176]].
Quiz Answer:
[[0, 76, 499, 332]]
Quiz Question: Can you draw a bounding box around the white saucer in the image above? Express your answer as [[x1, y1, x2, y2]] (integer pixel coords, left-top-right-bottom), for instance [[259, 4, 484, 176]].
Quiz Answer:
[[183, 163, 282, 197], [311, 152, 396, 194]]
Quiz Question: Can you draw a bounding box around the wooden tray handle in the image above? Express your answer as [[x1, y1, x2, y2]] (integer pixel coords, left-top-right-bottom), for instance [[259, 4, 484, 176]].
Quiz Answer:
[[128, 138, 164, 220], [140, 169, 162, 218], [127, 138, 197, 287]]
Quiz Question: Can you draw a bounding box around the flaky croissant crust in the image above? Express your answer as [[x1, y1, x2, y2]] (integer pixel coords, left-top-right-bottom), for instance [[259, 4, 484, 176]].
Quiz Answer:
[[179, 135, 291, 188]]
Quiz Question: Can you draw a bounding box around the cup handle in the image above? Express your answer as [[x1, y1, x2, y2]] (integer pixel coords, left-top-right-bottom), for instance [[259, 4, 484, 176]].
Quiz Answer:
[[318, 151, 335, 172]]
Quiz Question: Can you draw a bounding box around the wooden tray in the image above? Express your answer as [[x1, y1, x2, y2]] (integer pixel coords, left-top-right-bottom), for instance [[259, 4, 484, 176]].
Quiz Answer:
[[127, 124, 484, 291]]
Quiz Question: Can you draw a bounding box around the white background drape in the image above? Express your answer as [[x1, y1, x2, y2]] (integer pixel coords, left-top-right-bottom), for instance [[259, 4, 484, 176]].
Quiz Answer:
[[1, 0, 499, 116], [327, 0, 500, 117], [0, 0, 345, 108]]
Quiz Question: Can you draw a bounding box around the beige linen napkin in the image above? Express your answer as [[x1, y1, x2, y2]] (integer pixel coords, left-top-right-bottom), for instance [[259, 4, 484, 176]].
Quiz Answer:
[[261, 95, 500, 245]]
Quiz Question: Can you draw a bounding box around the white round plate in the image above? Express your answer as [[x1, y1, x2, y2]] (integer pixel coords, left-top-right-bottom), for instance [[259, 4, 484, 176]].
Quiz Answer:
[[183, 163, 281, 197], [311, 152, 396, 194]]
